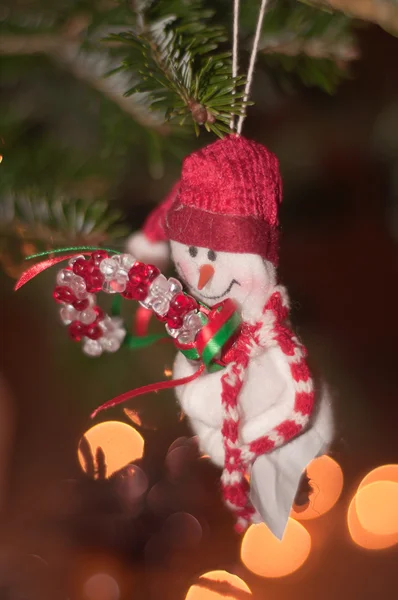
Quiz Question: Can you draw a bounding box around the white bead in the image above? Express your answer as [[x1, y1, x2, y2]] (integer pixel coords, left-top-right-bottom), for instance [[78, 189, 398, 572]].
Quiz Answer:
[[118, 253, 136, 272], [139, 294, 152, 309], [113, 327, 126, 342], [83, 338, 103, 357], [70, 275, 87, 300], [99, 257, 118, 279], [112, 272, 128, 293], [57, 269, 74, 286], [152, 296, 170, 317], [100, 335, 120, 352], [99, 316, 123, 332], [165, 324, 181, 338], [80, 307, 97, 325], [102, 280, 116, 294], [60, 305, 78, 325], [177, 329, 196, 345], [110, 316, 124, 330], [149, 274, 169, 296], [184, 311, 203, 335], [68, 254, 85, 267], [168, 278, 183, 296], [99, 316, 113, 331]]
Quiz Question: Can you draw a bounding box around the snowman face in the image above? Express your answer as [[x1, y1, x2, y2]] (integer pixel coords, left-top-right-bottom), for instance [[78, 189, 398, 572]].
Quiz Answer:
[[170, 241, 276, 319]]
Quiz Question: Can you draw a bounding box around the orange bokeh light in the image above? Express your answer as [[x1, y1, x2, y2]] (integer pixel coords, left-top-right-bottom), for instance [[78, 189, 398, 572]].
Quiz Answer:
[[78, 421, 144, 478], [291, 455, 344, 520], [358, 464, 398, 490], [185, 570, 251, 599], [347, 493, 398, 550], [355, 481, 398, 536], [240, 519, 311, 578]]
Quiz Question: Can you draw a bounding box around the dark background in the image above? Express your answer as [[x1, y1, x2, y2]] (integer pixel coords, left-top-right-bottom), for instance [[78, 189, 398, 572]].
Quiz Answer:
[[1, 17, 398, 600]]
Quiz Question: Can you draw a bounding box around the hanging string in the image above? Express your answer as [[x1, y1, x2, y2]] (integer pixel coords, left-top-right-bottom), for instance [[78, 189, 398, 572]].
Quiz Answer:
[[229, 0, 240, 131], [237, 0, 269, 135]]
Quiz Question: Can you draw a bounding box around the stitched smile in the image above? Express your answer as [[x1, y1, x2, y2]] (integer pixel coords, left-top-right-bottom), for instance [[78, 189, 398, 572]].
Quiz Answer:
[[193, 279, 240, 300], [175, 262, 240, 300]]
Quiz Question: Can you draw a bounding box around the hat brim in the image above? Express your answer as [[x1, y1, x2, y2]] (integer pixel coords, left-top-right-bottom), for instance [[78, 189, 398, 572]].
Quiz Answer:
[[165, 202, 279, 265]]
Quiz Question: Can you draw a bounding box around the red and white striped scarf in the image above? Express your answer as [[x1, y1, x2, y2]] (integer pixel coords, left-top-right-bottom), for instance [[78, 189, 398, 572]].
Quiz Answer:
[[220, 287, 315, 532]]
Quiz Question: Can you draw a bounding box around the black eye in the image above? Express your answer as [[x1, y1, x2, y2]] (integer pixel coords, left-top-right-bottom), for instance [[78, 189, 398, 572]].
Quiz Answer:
[[189, 246, 198, 257], [207, 249, 217, 261]]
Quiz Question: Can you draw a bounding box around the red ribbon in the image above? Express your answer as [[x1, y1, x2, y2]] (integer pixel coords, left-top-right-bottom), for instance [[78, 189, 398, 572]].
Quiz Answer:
[[15, 253, 92, 290], [14, 254, 236, 420], [91, 364, 205, 419], [195, 299, 237, 359], [135, 305, 153, 337]]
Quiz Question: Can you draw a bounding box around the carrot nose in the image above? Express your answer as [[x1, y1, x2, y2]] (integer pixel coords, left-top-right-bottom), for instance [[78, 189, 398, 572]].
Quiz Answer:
[[198, 264, 215, 290]]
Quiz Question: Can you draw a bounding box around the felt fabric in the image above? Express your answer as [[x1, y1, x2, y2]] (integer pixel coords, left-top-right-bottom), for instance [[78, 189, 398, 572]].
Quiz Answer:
[[125, 180, 180, 267], [170, 241, 277, 321], [129, 136, 282, 265], [167, 136, 281, 264], [173, 276, 334, 537], [143, 180, 180, 243], [126, 231, 170, 270], [126, 136, 334, 537]]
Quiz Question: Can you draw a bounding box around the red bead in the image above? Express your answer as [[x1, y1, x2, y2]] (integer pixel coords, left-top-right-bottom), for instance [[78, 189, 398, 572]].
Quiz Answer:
[[121, 283, 136, 300], [122, 278, 150, 301], [135, 284, 149, 301], [167, 314, 184, 329], [85, 324, 102, 340], [53, 286, 76, 304], [170, 293, 198, 315], [72, 257, 90, 277], [147, 264, 161, 282], [128, 262, 160, 286], [94, 306, 104, 321], [73, 298, 89, 311], [90, 250, 108, 266], [68, 320, 85, 342], [85, 269, 104, 293]]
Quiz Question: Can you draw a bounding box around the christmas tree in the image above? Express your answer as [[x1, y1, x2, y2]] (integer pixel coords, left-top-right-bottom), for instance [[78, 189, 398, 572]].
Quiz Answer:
[[1, 2, 398, 600], [1, 0, 397, 264]]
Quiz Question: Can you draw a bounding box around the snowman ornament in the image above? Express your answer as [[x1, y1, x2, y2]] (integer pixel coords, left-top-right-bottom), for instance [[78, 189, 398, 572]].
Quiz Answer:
[[129, 135, 334, 539]]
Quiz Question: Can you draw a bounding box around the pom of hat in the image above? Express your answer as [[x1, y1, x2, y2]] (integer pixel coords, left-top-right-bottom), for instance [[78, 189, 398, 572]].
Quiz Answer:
[[126, 231, 170, 270], [125, 181, 180, 269]]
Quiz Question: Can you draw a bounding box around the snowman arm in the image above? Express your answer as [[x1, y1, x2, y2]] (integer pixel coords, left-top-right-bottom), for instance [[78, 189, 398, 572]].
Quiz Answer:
[[242, 331, 315, 454], [188, 419, 225, 467], [173, 352, 223, 429], [241, 391, 298, 445]]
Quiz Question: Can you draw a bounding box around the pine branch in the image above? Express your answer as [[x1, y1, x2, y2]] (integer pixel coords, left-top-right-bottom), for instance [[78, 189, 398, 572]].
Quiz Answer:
[[0, 192, 129, 245], [56, 46, 169, 133], [0, 17, 168, 133], [110, 2, 249, 137], [261, 34, 358, 60], [256, 0, 358, 92], [299, 0, 398, 34]]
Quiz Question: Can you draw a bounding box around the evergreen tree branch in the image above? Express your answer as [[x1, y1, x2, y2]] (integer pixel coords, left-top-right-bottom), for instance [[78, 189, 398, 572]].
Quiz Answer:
[[0, 192, 129, 245], [300, 0, 398, 34], [0, 29, 168, 133], [261, 35, 358, 60]]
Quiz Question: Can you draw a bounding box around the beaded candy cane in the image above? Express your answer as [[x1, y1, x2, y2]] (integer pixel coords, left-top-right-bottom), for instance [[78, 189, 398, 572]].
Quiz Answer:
[[51, 249, 236, 362]]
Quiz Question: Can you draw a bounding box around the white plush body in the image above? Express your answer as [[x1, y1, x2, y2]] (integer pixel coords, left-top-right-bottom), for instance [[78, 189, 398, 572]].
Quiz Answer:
[[131, 236, 335, 535], [169, 241, 334, 535], [173, 348, 333, 468], [173, 325, 333, 537]]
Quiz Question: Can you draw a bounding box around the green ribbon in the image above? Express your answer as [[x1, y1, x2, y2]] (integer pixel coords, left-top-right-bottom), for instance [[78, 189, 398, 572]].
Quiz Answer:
[[201, 312, 241, 372], [25, 246, 120, 261]]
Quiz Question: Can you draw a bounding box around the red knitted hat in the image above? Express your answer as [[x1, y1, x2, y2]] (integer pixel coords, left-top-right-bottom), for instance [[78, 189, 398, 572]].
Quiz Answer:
[[141, 135, 282, 265]]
